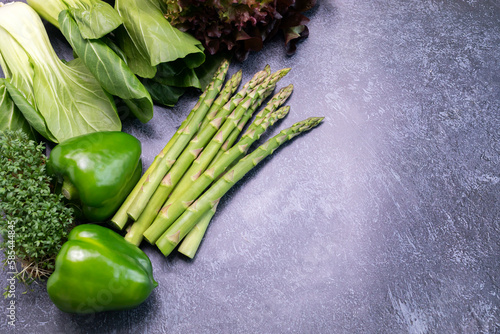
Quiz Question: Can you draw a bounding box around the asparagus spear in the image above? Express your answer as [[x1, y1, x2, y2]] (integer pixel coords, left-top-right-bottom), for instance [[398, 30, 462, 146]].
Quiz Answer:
[[126, 59, 230, 221], [110, 70, 215, 230], [177, 105, 292, 258], [211, 84, 294, 167], [177, 209, 215, 258], [123, 70, 242, 245], [154, 116, 323, 256], [163, 68, 291, 207], [124, 67, 274, 245], [142, 70, 291, 244], [143, 104, 291, 244], [199, 66, 269, 131]]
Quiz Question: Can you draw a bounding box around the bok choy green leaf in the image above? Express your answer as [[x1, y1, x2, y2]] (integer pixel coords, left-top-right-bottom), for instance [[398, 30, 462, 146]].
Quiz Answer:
[[0, 2, 121, 143], [115, 0, 205, 73], [27, 0, 122, 39], [58, 10, 154, 123], [27, 0, 216, 107]]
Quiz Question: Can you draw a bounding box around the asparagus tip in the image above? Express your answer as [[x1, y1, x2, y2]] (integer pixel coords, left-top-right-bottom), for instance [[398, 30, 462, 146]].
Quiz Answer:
[[276, 105, 290, 119]]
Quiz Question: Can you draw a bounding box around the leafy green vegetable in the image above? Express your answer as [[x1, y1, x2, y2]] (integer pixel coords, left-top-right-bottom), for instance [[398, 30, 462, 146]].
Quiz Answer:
[[141, 79, 186, 107], [113, 25, 158, 79], [115, 0, 205, 74], [155, 60, 201, 88], [27, 0, 122, 39], [0, 130, 75, 282], [58, 10, 153, 123], [0, 2, 121, 143], [111, 0, 216, 104], [27, 0, 217, 107], [0, 79, 36, 140]]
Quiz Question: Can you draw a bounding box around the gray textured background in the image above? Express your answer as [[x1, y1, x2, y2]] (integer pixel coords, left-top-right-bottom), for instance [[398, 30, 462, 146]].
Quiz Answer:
[[1, 0, 499, 333]]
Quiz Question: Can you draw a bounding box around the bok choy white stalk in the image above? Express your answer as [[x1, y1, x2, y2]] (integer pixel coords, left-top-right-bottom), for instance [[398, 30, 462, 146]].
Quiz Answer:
[[0, 79, 36, 140], [0, 2, 121, 143]]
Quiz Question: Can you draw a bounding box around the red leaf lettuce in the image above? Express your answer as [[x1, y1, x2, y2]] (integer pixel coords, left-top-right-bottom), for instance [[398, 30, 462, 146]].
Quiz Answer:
[[163, 0, 317, 61]]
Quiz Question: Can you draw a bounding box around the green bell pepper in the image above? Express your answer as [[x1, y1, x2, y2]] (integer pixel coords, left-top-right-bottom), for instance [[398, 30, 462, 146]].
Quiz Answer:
[[48, 131, 142, 222], [47, 224, 158, 313]]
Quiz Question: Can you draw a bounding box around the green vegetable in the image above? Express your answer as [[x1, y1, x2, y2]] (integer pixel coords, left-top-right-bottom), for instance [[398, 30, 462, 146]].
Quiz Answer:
[[125, 59, 230, 222], [114, 0, 205, 78], [177, 209, 214, 258], [123, 68, 243, 245], [0, 130, 75, 282], [28, 0, 122, 39], [27, 0, 154, 123], [109, 65, 322, 258], [155, 117, 323, 256], [0, 79, 36, 140], [0, 2, 121, 143], [177, 105, 292, 258], [110, 64, 232, 230], [58, 10, 154, 123], [27, 0, 217, 107], [113, 0, 211, 105], [162, 68, 284, 209], [142, 75, 292, 245], [47, 224, 157, 313], [48, 131, 142, 222]]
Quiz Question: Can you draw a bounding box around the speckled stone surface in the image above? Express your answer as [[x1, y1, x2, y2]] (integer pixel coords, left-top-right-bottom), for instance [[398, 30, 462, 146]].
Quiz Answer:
[[1, 0, 499, 333]]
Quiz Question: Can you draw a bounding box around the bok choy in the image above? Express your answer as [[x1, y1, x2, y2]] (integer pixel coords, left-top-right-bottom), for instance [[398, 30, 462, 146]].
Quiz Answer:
[[58, 11, 154, 123], [28, 0, 216, 107], [114, 0, 205, 78], [0, 79, 37, 140], [27, 0, 154, 122], [27, 0, 122, 39], [0, 2, 121, 143]]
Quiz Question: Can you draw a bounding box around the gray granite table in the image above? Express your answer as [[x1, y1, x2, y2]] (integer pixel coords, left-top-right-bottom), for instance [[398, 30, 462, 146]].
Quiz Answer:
[[0, 0, 499, 333]]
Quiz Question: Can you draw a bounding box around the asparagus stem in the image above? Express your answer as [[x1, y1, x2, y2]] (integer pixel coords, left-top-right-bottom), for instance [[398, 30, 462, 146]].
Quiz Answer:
[[162, 106, 290, 230], [110, 124, 181, 230], [176, 105, 291, 257], [143, 69, 291, 244], [199, 67, 268, 130], [177, 209, 215, 258], [126, 59, 230, 221], [123, 70, 242, 245], [165, 69, 290, 206], [123, 66, 271, 244], [155, 116, 324, 256], [110, 65, 227, 230], [143, 106, 289, 244], [123, 184, 169, 245], [211, 84, 294, 166]]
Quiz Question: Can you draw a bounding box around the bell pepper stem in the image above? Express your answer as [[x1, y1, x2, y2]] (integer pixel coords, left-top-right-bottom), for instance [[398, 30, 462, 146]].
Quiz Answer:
[[61, 177, 79, 201]]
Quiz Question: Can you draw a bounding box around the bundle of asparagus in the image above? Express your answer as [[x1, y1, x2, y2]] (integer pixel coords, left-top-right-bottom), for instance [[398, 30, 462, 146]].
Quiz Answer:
[[111, 59, 323, 258]]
